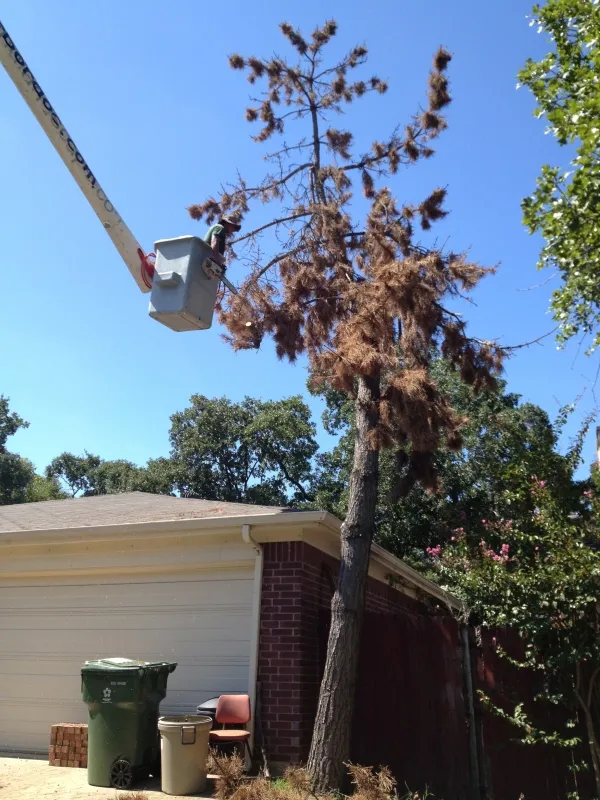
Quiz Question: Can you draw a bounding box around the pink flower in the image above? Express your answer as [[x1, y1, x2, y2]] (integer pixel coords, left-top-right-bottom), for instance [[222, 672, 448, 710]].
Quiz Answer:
[[481, 519, 487, 525], [535, 546, 540, 552], [539, 480, 547, 488], [584, 490, 592, 498], [492, 554, 502, 562], [426, 545, 442, 559], [500, 544, 510, 555], [506, 520, 513, 528], [451, 536, 456, 542]]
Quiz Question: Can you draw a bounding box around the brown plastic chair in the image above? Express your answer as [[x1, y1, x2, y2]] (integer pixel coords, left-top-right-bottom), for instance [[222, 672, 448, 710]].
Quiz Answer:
[[209, 694, 252, 758]]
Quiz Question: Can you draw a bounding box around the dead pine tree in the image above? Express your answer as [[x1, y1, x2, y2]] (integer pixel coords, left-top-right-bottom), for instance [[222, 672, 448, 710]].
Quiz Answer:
[[189, 20, 503, 791]]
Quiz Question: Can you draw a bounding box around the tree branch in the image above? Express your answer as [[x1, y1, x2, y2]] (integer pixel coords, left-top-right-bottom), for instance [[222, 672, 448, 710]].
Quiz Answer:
[[495, 327, 559, 353], [588, 666, 600, 709], [232, 212, 312, 244], [271, 454, 312, 502], [435, 303, 465, 324], [243, 163, 311, 196], [250, 244, 307, 283]]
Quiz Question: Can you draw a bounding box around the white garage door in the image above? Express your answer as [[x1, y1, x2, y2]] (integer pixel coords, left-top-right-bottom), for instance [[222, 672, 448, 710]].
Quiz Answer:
[[0, 568, 254, 754]]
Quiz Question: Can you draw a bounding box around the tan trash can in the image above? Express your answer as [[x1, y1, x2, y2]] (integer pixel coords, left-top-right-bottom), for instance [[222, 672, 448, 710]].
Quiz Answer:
[[158, 714, 213, 795]]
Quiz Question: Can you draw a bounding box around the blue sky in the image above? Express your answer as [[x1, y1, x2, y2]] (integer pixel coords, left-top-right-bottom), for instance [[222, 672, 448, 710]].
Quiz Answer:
[[1, 0, 597, 475]]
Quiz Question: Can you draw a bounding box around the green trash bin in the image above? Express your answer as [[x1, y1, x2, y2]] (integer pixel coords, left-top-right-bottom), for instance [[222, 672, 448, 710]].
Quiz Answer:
[[81, 657, 177, 789]]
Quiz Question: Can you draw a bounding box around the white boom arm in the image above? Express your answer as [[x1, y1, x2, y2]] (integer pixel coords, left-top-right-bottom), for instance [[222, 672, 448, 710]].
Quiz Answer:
[[0, 20, 153, 292]]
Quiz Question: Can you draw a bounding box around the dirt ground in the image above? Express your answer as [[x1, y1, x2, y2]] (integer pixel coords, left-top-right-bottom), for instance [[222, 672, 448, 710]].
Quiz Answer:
[[0, 757, 211, 800]]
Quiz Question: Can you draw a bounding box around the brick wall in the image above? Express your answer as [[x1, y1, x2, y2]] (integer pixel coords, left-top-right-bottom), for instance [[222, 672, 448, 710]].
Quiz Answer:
[[257, 540, 457, 769], [256, 542, 300, 763], [258, 541, 589, 798]]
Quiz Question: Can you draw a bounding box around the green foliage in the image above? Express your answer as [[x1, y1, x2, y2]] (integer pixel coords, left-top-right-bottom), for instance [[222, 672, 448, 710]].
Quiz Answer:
[[44, 454, 177, 498], [308, 358, 584, 561], [477, 695, 580, 749], [0, 452, 35, 505], [0, 395, 68, 504], [41, 395, 317, 505], [169, 394, 317, 505], [24, 473, 66, 502], [45, 452, 102, 497], [0, 395, 28, 452], [0, 395, 35, 505], [520, 0, 600, 346], [426, 414, 600, 788], [134, 457, 177, 495]]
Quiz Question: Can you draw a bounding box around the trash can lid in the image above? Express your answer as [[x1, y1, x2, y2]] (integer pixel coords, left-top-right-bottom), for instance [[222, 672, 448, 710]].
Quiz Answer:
[[82, 657, 177, 673], [197, 697, 220, 710], [158, 714, 213, 731]]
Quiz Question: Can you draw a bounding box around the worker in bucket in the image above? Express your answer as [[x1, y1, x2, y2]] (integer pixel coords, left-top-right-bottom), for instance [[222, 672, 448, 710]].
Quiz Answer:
[[204, 215, 241, 270]]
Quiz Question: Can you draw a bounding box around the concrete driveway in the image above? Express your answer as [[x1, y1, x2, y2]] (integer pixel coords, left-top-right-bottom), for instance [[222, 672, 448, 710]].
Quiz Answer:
[[0, 757, 211, 800]]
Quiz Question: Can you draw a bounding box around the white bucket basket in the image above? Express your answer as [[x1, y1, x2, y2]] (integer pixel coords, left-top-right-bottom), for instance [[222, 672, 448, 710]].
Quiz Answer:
[[149, 235, 220, 332]]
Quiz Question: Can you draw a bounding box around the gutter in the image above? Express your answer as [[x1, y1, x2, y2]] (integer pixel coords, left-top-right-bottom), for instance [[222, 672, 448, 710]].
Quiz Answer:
[[241, 523, 263, 762], [0, 509, 334, 544]]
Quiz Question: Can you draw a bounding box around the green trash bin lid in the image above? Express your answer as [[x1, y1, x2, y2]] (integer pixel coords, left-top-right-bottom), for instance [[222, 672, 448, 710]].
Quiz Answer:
[[82, 658, 177, 673]]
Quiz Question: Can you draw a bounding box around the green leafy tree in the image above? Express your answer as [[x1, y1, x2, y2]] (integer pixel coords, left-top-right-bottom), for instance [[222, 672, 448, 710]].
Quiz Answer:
[[520, 0, 600, 346], [43, 396, 316, 503], [0, 395, 35, 505], [0, 395, 28, 451], [44, 455, 177, 498], [0, 454, 34, 505], [132, 457, 177, 496], [45, 451, 102, 497], [25, 473, 66, 502], [309, 359, 583, 560], [87, 459, 146, 495], [169, 394, 317, 505], [428, 421, 600, 794]]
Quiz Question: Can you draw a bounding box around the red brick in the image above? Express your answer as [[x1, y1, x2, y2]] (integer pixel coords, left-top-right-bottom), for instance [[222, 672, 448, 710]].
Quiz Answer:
[[258, 539, 430, 766]]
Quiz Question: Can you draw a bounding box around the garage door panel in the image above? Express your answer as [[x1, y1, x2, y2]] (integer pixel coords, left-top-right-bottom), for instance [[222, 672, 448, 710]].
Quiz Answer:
[[0, 570, 254, 754], [0, 674, 82, 702], [2, 577, 252, 607], [0, 646, 250, 674], [0, 665, 250, 696], [0, 628, 251, 652], [0, 698, 86, 750], [1, 614, 251, 635]]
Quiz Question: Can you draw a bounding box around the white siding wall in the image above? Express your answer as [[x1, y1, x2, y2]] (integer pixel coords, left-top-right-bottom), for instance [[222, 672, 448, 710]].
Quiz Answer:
[[0, 535, 255, 754]]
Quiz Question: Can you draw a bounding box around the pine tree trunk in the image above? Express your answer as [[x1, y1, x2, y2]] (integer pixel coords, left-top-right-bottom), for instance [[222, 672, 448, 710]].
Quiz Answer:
[[307, 375, 380, 792]]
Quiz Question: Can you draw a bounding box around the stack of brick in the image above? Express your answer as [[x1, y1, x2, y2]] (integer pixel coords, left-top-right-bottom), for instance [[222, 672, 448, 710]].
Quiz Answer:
[[49, 723, 88, 768]]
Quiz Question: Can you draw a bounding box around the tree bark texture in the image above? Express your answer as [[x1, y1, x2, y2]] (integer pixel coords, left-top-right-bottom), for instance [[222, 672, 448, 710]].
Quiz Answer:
[[307, 375, 380, 791]]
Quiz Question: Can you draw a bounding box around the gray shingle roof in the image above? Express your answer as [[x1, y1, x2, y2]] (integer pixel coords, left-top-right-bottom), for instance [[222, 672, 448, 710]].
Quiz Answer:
[[0, 492, 288, 533]]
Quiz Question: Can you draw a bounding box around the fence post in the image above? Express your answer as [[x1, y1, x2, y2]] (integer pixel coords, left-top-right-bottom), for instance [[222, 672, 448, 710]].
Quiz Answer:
[[461, 623, 482, 799]]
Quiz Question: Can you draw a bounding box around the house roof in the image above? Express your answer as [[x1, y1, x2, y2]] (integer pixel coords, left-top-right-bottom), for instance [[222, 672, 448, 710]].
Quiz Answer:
[[0, 491, 289, 533], [0, 491, 459, 610]]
